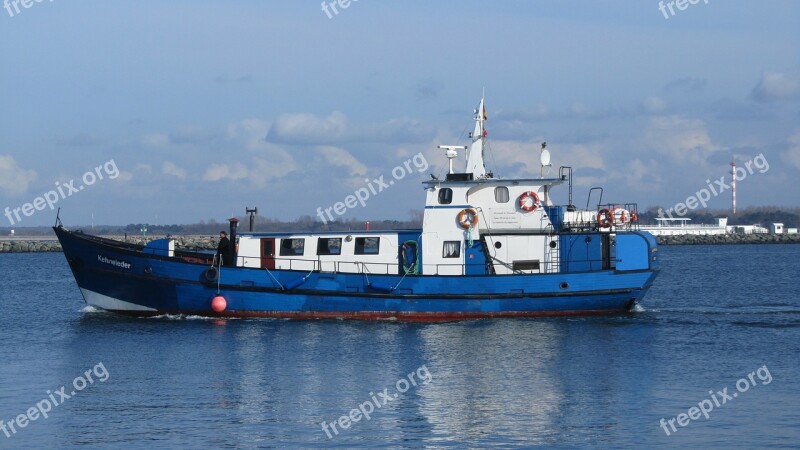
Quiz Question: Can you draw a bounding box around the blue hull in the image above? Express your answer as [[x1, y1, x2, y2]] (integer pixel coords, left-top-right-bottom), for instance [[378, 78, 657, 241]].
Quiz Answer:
[[55, 227, 659, 321]]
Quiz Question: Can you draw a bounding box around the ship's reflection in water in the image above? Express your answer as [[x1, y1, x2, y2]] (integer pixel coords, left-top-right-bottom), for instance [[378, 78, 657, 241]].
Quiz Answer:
[[192, 316, 652, 447], [417, 321, 566, 445]]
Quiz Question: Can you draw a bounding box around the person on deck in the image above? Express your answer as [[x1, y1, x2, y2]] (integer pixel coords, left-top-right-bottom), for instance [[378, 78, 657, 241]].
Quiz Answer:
[[216, 231, 231, 266]]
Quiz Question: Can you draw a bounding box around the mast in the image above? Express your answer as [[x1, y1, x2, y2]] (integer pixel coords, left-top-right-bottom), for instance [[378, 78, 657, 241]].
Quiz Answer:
[[465, 97, 487, 178], [730, 158, 737, 215]]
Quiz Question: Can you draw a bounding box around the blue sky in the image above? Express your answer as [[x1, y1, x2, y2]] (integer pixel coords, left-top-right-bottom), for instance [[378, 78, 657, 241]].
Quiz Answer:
[[1, 1, 799, 227]]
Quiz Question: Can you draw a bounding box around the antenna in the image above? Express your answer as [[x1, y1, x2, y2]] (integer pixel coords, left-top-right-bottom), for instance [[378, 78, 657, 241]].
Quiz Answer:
[[730, 158, 736, 215], [540, 142, 551, 178], [438, 145, 467, 174]]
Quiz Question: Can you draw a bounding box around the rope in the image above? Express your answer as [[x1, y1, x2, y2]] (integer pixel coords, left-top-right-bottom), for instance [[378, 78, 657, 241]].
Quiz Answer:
[[263, 267, 284, 289]]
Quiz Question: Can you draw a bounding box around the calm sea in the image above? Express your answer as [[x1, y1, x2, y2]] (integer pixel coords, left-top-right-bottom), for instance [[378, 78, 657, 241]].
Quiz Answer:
[[1, 245, 799, 449]]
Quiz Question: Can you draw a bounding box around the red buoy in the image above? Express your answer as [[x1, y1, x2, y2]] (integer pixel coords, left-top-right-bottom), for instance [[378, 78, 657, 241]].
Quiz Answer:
[[211, 295, 227, 313]]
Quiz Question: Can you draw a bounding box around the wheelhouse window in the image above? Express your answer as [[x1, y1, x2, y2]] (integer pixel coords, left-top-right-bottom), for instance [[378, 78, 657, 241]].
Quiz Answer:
[[317, 237, 342, 255], [494, 186, 509, 203], [438, 188, 453, 205], [442, 241, 461, 258], [354, 237, 380, 255], [279, 238, 305, 256]]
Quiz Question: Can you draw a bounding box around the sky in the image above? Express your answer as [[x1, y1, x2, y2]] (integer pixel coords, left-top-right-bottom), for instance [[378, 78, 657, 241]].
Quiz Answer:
[[1, 0, 799, 227]]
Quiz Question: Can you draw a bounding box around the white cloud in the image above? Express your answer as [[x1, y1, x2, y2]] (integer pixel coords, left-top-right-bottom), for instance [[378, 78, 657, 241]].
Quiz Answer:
[[203, 163, 249, 182], [116, 171, 134, 182], [162, 161, 187, 180], [315, 146, 368, 176], [780, 132, 800, 170], [267, 112, 347, 145], [641, 96, 666, 114], [266, 111, 434, 145], [751, 72, 800, 102], [0, 155, 37, 196], [645, 115, 719, 160], [134, 163, 153, 174], [142, 133, 169, 147]]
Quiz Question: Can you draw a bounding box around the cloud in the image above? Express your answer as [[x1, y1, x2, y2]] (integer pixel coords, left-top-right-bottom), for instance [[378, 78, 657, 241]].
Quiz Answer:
[[266, 111, 434, 145], [142, 133, 169, 147], [203, 163, 249, 182], [645, 115, 720, 160], [315, 146, 368, 176], [0, 155, 37, 196], [162, 161, 187, 180], [227, 118, 298, 185], [751, 72, 800, 102], [641, 96, 667, 114], [781, 132, 800, 170]]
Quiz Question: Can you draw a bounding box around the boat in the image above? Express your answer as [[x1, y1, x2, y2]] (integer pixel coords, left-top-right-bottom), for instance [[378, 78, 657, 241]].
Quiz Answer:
[[54, 97, 660, 321]]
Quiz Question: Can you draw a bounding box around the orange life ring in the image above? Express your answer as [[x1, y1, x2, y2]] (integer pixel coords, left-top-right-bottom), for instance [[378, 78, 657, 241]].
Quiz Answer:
[[597, 208, 613, 229], [611, 208, 630, 225], [518, 191, 540, 212], [457, 208, 478, 229]]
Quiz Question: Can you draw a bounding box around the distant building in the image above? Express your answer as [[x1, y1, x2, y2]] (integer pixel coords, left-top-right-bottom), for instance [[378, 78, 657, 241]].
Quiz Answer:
[[730, 225, 769, 235], [639, 218, 728, 236], [769, 223, 784, 234], [787, 228, 798, 235]]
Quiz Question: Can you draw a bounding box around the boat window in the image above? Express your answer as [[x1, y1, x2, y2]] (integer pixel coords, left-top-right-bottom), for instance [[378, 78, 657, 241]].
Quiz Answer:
[[279, 238, 305, 256], [442, 241, 461, 258], [494, 186, 509, 203], [354, 237, 380, 255], [438, 188, 453, 205], [317, 237, 342, 255]]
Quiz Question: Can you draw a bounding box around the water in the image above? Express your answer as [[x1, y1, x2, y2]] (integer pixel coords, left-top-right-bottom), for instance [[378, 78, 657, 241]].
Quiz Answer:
[[1, 245, 799, 449]]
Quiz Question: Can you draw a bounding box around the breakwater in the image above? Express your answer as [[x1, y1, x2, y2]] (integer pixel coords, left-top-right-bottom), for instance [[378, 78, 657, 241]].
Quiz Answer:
[[0, 236, 218, 253], [656, 233, 800, 245], [2, 233, 799, 253]]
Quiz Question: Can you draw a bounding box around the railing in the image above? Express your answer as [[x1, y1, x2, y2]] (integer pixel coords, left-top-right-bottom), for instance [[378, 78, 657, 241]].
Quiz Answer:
[[234, 254, 570, 276], [561, 202, 641, 232]]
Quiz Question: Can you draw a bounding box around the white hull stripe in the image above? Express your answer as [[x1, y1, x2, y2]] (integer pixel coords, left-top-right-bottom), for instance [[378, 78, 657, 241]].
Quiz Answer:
[[80, 288, 157, 312]]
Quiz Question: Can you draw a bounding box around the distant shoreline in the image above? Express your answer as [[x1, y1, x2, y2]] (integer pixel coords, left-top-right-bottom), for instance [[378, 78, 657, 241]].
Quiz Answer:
[[1, 233, 799, 253], [655, 233, 800, 245]]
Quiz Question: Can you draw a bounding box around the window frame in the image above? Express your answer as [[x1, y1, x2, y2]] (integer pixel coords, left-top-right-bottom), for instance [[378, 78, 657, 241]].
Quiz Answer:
[[317, 237, 343, 256], [354, 237, 381, 255], [438, 188, 453, 205], [494, 186, 510, 203], [279, 238, 305, 256], [442, 241, 461, 258]]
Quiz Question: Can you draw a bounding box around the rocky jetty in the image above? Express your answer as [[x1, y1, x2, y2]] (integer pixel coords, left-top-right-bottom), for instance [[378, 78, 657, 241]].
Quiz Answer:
[[656, 233, 800, 245], [0, 236, 218, 253]]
